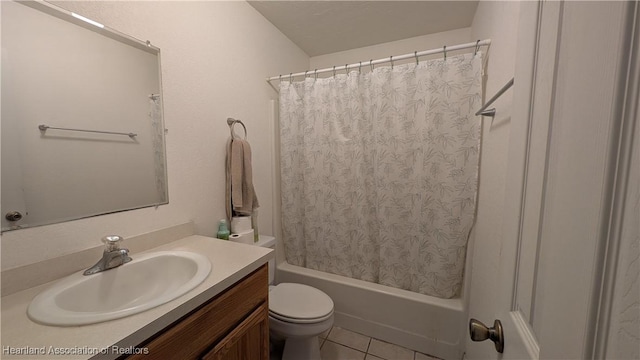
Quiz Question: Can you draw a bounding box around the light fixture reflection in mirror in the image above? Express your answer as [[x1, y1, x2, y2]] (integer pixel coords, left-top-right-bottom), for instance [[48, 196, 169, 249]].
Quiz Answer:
[[1, 0, 168, 232], [71, 12, 104, 28]]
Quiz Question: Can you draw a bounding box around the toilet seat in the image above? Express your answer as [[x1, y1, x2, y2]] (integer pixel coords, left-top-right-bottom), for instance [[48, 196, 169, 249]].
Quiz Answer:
[[269, 283, 334, 324], [269, 310, 333, 324]]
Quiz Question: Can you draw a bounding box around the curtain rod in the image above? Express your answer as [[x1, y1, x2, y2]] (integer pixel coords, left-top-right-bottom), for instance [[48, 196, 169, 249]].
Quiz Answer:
[[266, 39, 490, 82]]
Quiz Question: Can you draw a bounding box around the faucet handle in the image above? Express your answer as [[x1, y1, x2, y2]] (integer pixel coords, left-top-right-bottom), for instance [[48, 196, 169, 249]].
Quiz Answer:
[[102, 235, 124, 251]]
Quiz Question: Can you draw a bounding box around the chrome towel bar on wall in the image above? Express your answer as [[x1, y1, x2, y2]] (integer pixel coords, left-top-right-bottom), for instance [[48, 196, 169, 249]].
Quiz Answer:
[[38, 124, 137, 138], [475, 77, 514, 117]]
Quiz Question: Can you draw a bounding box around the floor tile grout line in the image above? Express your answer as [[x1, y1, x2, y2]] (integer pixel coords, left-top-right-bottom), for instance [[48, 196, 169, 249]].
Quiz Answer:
[[323, 339, 369, 356], [325, 326, 374, 355]]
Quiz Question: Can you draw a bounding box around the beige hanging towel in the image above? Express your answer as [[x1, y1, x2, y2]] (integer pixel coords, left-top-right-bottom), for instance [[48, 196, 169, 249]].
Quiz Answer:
[[225, 137, 259, 220]]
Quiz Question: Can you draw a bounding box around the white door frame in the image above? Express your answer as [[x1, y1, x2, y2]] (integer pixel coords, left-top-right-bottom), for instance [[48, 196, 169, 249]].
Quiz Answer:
[[592, 0, 640, 357]]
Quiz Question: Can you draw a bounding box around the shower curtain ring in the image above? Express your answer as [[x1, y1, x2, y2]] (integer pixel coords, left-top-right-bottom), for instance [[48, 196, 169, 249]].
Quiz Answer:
[[304, 70, 309, 78], [345, 64, 349, 75], [315, 69, 318, 80], [289, 73, 293, 82], [370, 59, 374, 71], [279, 74, 282, 82], [359, 61, 362, 73], [390, 55, 394, 69], [443, 45, 447, 60], [415, 51, 419, 65], [474, 40, 481, 56], [333, 66, 336, 77]]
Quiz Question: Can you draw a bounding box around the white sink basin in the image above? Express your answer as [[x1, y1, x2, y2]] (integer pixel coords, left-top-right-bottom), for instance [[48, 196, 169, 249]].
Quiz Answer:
[[27, 251, 211, 326]]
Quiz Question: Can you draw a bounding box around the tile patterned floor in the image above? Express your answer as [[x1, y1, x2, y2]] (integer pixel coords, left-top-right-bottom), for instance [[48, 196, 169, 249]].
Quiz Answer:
[[273, 326, 441, 360]]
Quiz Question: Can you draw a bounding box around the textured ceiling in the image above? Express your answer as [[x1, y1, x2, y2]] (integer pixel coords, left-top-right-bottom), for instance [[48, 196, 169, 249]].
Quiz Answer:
[[248, 1, 479, 57]]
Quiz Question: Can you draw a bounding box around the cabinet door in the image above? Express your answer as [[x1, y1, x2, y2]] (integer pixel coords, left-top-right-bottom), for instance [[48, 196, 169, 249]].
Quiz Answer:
[[202, 302, 269, 360]]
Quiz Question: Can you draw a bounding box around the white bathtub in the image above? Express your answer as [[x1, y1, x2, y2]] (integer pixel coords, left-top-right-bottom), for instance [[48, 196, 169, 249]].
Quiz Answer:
[[276, 261, 466, 360]]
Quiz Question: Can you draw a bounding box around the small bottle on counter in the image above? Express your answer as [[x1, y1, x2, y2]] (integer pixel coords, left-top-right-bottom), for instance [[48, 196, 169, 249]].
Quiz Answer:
[[216, 219, 230, 240]]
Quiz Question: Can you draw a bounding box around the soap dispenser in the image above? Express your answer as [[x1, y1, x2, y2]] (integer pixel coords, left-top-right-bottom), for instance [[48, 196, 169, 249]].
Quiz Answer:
[[216, 219, 230, 240]]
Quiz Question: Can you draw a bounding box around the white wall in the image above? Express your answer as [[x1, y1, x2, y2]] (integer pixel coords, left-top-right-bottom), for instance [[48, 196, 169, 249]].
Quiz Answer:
[[0, 0, 308, 270], [463, 1, 520, 358]]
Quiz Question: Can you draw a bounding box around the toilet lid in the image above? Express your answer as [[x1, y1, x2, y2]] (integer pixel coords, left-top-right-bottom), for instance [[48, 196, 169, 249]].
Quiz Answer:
[[269, 283, 334, 321]]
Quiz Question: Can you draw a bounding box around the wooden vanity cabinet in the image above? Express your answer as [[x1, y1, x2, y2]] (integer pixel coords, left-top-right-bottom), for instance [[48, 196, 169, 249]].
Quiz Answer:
[[126, 265, 269, 360]]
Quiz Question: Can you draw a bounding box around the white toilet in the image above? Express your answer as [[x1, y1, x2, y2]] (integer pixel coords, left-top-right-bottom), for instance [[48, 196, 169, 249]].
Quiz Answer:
[[254, 236, 334, 360], [269, 283, 334, 360]]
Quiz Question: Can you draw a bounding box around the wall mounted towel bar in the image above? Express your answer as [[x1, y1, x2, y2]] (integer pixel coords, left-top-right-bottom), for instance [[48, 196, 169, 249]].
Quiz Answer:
[[38, 124, 137, 138], [476, 78, 514, 117]]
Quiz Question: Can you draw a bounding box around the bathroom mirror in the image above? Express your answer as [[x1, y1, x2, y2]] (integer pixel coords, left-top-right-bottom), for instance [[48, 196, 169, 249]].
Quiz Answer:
[[1, 1, 168, 232]]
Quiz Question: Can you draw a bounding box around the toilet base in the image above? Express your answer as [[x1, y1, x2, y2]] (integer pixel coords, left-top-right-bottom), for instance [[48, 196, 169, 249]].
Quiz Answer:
[[282, 336, 321, 360], [269, 313, 333, 360]]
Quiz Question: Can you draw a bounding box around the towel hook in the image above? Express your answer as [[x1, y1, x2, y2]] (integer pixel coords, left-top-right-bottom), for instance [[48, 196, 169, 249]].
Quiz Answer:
[[474, 40, 481, 56]]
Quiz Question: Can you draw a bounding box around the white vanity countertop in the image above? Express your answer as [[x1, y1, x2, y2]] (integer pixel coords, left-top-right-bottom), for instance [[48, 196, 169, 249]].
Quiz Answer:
[[0, 235, 273, 359]]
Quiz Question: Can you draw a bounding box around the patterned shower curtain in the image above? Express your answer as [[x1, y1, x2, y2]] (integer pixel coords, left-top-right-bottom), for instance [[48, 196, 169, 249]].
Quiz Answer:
[[149, 96, 167, 203], [279, 53, 482, 298]]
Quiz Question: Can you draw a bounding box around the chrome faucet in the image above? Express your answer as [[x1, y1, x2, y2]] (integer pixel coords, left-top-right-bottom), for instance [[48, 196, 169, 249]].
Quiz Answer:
[[83, 235, 132, 275]]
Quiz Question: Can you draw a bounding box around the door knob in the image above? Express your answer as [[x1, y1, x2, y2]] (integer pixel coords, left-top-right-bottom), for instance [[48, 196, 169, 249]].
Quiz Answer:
[[5, 211, 23, 222], [469, 318, 504, 353]]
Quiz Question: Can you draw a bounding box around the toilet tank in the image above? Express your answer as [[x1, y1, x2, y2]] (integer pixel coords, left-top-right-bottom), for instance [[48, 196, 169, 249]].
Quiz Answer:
[[255, 235, 276, 284]]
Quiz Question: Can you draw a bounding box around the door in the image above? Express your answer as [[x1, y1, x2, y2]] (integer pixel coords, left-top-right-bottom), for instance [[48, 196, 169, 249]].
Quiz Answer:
[[1, 65, 28, 230], [0, 135, 28, 230], [465, 1, 637, 359]]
